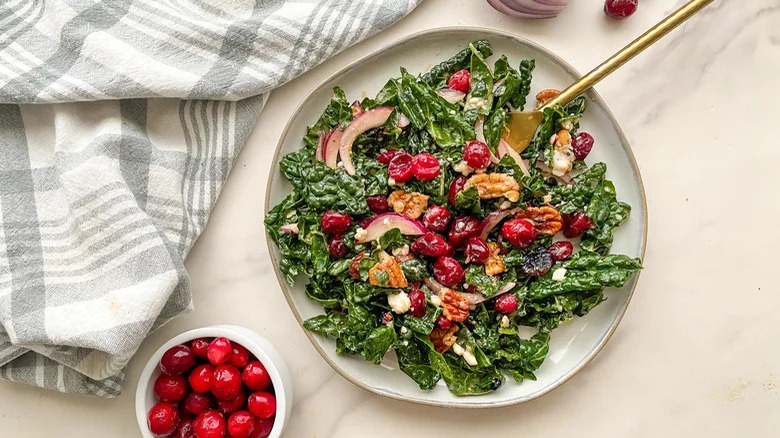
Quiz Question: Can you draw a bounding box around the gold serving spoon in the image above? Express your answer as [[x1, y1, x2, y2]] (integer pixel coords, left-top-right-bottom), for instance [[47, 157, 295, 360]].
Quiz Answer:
[[504, 0, 715, 152]]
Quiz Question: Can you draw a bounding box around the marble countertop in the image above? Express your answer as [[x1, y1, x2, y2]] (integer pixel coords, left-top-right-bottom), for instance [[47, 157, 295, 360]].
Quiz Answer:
[[2, 0, 778, 436]]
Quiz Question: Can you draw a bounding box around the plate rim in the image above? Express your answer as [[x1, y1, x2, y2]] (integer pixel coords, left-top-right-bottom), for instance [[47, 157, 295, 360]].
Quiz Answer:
[[264, 25, 648, 408]]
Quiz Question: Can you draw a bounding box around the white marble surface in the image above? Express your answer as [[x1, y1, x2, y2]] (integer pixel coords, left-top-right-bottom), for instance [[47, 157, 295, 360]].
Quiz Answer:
[[2, 0, 779, 436]]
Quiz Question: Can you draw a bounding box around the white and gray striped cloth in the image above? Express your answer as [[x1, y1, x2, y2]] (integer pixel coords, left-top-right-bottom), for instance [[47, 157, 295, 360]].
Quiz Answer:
[[0, 0, 421, 397]]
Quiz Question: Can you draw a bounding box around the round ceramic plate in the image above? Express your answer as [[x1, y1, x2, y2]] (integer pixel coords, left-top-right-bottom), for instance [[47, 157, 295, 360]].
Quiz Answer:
[[265, 27, 647, 408]]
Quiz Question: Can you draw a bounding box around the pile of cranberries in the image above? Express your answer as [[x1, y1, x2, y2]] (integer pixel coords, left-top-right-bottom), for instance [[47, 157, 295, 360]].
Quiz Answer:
[[146, 337, 277, 438]]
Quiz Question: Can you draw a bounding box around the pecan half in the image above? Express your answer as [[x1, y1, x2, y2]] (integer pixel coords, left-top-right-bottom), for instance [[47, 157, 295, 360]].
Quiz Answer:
[[368, 256, 408, 288], [536, 88, 561, 109], [484, 242, 505, 276], [438, 289, 470, 322], [430, 324, 459, 354], [516, 205, 563, 235], [388, 190, 429, 219], [463, 173, 520, 203]]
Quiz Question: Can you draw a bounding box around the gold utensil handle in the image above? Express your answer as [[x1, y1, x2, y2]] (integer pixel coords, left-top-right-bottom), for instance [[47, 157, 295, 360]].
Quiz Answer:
[[543, 0, 715, 109]]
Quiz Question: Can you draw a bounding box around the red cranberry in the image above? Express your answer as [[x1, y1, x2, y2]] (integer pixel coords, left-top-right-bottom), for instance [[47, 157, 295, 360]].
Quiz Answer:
[[154, 374, 188, 403], [494, 293, 518, 314], [388, 151, 414, 183], [436, 315, 452, 330], [411, 153, 441, 181], [422, 206, 451, 232], [408, 289, 427, 318], [229, 344, 249, 368], [249, 418, 274, 438], [173, 419, 195, 438], [160, 345, 195, 375], [242, 361, 272, 392], [604, 0, 638, 19], [320, 210, 351, 235], [211, 364, 242, 400], [447, 69, 471, 94], [572, 132, 594, 160], [148, 402, 180, 437], [502, 218, 537, 248], [366, 195, 389, 214], [216, 391, 246, 414], [411, 232, 451, 257], [448, 175, 468, 205], [328, 235, 348, 258], [184, 392, 213, 416], [549, 241, 574, 262], [189, 364, 214, 393], [377, 149, 401, 165], [563, 211, 595, 238], [247, 392, 277, 419], [448, 216, 480, 247], [433, 257, 464, 286], [462, 140, 491, 169], [193, 410, 225, 438], [207, 338, 233, 366], [464, 236, 490, 264], [227, 411, 256, 438], [190, 339, 212, 358]]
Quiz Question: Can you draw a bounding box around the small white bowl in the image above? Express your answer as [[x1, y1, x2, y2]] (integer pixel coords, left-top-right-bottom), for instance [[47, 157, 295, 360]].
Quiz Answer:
[[135, 325, 293, 438]]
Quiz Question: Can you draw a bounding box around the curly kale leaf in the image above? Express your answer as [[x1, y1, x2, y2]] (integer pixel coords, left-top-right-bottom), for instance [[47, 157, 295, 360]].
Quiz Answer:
[[301, 161, 368, 215], [395, 335, 441, 390], [420, 40, 493, 87], [548, 162, 607, 214], [454, 185, 482, 216], [581, 180, 631, 254], [492, 56, 535, 111], [527, 252, 641, 300], [363, 325, 397, 364], [465, 43, 494, 116]]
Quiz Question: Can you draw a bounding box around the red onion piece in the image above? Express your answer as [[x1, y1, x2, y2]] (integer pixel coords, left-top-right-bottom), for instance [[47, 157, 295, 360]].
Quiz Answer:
[[479, 208, 521, 240], [487, 0, 564, 18], [323, 128, 342, 169], [498, 139, 531, 178], [475, 116, 486, 143], [398, 112, 410, 128], [536, 160, 573, 185], [314, 131, 325, 161], [355, 213, 425, 243], [436, 88, 466, 104], [339, 107, 394, 175], [280, 223, 299, 235]]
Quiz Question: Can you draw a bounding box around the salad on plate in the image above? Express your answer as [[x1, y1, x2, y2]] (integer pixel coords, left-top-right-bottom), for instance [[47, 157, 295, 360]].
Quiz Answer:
[[265, 40, 641, 396]]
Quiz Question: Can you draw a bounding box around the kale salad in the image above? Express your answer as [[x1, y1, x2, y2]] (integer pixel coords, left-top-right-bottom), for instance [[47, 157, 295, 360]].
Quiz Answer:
[[265, 41, 641, 396]]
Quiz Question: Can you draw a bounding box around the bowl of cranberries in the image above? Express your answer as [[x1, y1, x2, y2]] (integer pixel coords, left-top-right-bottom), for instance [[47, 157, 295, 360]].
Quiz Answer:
[[136, 325, 292, 438]]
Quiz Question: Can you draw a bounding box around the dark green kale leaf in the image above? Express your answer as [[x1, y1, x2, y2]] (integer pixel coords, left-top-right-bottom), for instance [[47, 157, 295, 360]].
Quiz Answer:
[[400, 304, 441, 335], [310, 232, 330, 275], [305, 87, 353, 148], [464, 265, 515, 298], [492, 56, 534, 111], [420, 40, 493, 87], [516, 59, 535, 110], [305, 279, 343, 309], [581, 180, 631, 254], [454, 185, 482, 216], [303, 311, 349, 338], [377, 228, 408, 251], [301, 161, 368, 215], [494, 331, 549, 382], [363, 325, 397, 364], [395, 336, 441, 390], [465, 43, 494, 116], [484, 108, 508, 151], [417, 334, 504, 396], [548, 162, 607, 214], [527, 252, 641, 300], [400, 258, 429, 282]]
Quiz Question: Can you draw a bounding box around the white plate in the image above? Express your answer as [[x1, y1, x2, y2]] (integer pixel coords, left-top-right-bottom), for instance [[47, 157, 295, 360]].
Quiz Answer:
[[265, 27, 647, 408]]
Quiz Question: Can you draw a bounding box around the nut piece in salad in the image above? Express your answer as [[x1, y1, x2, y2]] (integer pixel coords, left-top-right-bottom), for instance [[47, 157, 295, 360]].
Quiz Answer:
[[387, 189, 429, 219], [463, 173, 520, 202]]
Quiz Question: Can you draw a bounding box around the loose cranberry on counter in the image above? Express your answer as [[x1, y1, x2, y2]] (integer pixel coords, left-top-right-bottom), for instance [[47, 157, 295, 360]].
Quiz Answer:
[[148, 402, 180, 437], [184, 392, 213, 416], [193, 410, 226, 438], [242, 361, 272, 392], [207, 338, 233, 366], [411, 153, 441, 181], [320, 210, 351, 235], [172, 419, 195, 438], [211, 364, 242, 400], [154, 374, 188, 403], [521, 246, 553, 277], [448, 216, 480, 248], [604, 0, 638, 19], [366, 195, 389, 215], [408, 289, 427, 318], [572, 132, 594, 160], [249, 418, 274, 438], [436, 315, 453, 330], [447, 69, 471, 94], [189, 364, 214, 393], [376, 149, 401, 165], [563, 211, 595, 238], [388, 151, 414, 183], [160, 345, 195, 375], [247, 392, 277, 419], [422, 205, 451, 232], [433, 257, 464, 286], [190, 339, 212, 359], [230, 344, 250, 368], [549, 241, 574, 262], [464, 236, 490, 264], [227, 411, 256, 438], [411, 232, 451, 257], [462, 140, 491, 169], [494, 293, 518, 314], [215, 390, 246, 415], [328, 235, 348, 258], [501, 218, 537, 248], [448, 175, 468, 206]]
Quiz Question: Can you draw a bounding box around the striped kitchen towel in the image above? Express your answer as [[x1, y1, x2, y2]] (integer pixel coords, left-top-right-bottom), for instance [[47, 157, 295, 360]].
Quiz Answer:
[[0, 0, 422, 397]]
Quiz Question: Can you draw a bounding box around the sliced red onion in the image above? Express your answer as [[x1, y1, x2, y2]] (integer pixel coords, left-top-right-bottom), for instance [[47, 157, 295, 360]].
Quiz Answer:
[[536, 160, 573, 185], [323, 128, 342, 169], [339, 107, 394, 175], [280, 223, 299, 235], [436, 88, 466, 104], [492, 78, 505, 93], [355, 212, 425, 244], [398, 112, 410, 128], [498, 139, 531, 178], [424, 277, 446, 294], [424, 278, 515, 305], [314, 131, 325, 161], [475, 116, 486, 143], [479, 208, 520, 240], [487, 0, 564, 18]]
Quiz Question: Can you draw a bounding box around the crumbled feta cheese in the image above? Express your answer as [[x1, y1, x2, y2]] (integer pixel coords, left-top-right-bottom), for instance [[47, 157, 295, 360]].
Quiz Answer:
[[430, 295, 442, 307], [452, 343, 465, 355], [452, 160, 474, 176], [552, 268, 567, 282], [542, 194, 552, 204], [500, 315, 510, 328], [354, 227, 367, 241], [552, 148, 574, 177], [499, 200, 512, 210], [388, 177, 397, 186], [387, 292, 411, 314], [561, 120, 575, 131], [400, 326, 408, 335], [337, 161, 344, 168], [392, 244, 410, 258], [465, 97, 487, 111]]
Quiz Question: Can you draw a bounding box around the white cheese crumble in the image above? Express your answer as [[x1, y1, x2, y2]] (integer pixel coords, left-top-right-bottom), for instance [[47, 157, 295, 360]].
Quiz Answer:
[[552, 268, 567, 282], [552, 148, 574, 177], [452, 343, 465, 355], [337, 161, 344, 168], [354, 227, 367, 241], [453, 343, 478, 366], [400, 326, 408, 335], [542, 194, 552, 204], [388, 177, 397, 186], [465, 96, 487, 111], [452, 160, 474, 176], [499, 200, 512, 210], [500, 315, 510, 328], [392, 244, 410, 258], [561, 120, 575, 131], [430, 295, 442, 307], [387, 292, 411, 314]]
